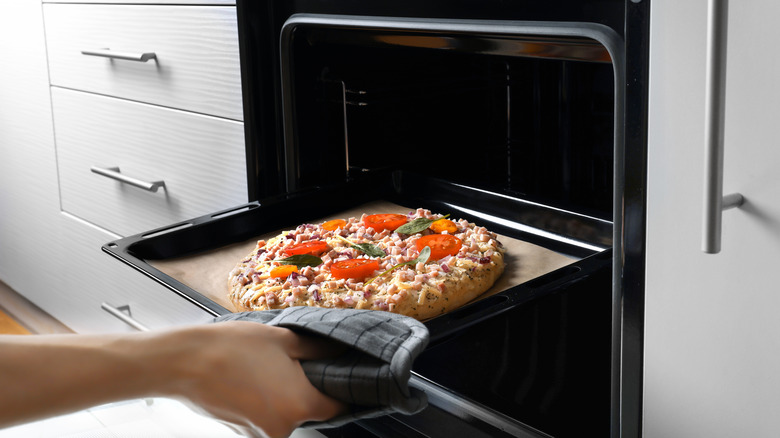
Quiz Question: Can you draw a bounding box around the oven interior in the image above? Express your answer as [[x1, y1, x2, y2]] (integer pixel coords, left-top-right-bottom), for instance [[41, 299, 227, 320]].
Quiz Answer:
[[104, 12, 622, 438]]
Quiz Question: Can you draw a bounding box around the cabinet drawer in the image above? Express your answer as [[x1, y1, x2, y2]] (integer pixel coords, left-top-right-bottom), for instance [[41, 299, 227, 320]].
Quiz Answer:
[[43, 4, 242, 120], [33, 213, 216, 333], [53, 88, 247, 237]]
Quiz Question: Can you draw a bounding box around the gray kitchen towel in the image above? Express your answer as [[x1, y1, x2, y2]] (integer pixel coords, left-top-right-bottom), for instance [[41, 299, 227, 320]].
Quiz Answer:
[[213, 306, 429, 428]]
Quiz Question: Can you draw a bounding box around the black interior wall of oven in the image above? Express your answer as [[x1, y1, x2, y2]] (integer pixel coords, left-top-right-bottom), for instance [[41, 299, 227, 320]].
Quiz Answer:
[[237, 0, 624, 211], [289, 33, 615, 219]]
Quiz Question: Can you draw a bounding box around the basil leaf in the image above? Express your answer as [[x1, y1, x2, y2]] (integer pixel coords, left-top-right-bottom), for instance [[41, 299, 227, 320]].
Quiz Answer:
[[352, 243, 386, 258], [395, 218, 433, 235], [395, 214, 451, 235], [277, 254, 322, 268], [415, 245, 432, 265], [366, 246, 431, 284]]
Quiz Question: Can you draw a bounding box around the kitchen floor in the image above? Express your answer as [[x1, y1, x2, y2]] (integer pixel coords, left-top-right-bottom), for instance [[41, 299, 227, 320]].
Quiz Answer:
[[0, 282, 324, 438]]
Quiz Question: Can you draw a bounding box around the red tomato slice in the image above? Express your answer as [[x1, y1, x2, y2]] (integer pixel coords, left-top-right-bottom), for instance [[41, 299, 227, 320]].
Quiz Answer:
[[322, 219, 347, 231], [330, 259, 381, 280], [416, 234, 463, 260], [270, 265, 298, 279], [363, 214, 408, 232], [283, 240, 330, 256]]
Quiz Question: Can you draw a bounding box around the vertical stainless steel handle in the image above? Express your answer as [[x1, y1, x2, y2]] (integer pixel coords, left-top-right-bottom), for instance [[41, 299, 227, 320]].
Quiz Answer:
[[81, 49, 157, 62], [91, 166, 165, 192], [101, 303, 150, 332], [702, 0, 744, 254]]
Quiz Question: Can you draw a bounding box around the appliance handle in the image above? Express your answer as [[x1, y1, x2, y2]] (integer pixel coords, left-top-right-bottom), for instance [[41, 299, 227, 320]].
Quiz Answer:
[[702, 0, 744, 254], [101, 303, 150, 332], [81, 48, 157, 62], [91, 166, 165, 193]]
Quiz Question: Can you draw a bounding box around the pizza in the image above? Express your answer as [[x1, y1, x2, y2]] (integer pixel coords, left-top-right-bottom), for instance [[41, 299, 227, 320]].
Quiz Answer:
[[227, 208, 506, 320]]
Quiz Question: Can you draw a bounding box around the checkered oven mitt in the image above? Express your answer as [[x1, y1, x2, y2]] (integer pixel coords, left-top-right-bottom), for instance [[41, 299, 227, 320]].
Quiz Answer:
[[213, 306, 430, 428]]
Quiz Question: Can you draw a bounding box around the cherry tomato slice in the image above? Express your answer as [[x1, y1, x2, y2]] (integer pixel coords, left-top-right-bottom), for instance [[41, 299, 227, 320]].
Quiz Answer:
[[283, 240, 330, 256], [430, 218, 458, 234], [322, 219, 347, 231], [270, 265, 298, 279], [330, 259, 381, 280], [363, 214, 408, 232], [416, 234, 463, 260]]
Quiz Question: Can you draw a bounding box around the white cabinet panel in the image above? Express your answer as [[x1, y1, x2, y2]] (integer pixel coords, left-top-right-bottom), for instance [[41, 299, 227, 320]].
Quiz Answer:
[[44, 4, 243, 120], [645, 1, 780, 437], [24, 213, 216, 334], [53, 88, 247, 237]]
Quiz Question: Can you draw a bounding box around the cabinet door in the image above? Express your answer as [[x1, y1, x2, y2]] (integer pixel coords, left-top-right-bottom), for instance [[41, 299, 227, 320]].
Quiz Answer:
[[645, 1, 780, 437]]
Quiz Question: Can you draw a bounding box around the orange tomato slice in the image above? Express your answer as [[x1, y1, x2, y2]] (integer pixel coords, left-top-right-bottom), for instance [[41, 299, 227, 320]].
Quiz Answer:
[[322, 219, 347, 231], [270, 265, 299, 278], [283, 240, 330, 256], [363, 214, 408, 232], [330, 259, 381, 280], [415, 234, 463, 260], [430, 218, 458, 234]]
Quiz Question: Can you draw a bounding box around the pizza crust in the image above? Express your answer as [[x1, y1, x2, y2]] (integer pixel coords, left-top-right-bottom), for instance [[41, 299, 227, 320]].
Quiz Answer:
[[228, 208, 506, 320]]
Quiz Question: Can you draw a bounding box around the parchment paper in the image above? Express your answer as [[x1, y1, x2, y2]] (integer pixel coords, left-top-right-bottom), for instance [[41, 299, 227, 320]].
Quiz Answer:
[[150, 201, 576, 313]]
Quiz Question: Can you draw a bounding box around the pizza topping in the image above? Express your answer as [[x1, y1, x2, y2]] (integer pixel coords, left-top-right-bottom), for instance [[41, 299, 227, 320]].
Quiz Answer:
[[363, 214, 408, 232], [367, 246, 432, 284], [416, 234, 463, 260], [335, 234, 386, 258], [330, 259, 381, 280], [430, 218, 458, 234], [322, 219, 347, 231], [274, 254, 323, 268], [396, 214, 450, 235], [283, 240, 330, 256]]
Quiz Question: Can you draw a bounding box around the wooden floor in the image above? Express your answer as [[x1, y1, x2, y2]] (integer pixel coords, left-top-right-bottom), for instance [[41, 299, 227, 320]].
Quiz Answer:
[[0, 308, 31, 334], [0, 279, 73, 335]]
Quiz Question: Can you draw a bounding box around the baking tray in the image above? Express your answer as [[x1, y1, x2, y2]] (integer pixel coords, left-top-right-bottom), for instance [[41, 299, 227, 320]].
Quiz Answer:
[[103, 171, 612, 338]]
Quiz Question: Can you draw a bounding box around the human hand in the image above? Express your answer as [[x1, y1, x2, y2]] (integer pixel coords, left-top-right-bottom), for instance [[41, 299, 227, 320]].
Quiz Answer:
[[157, 321, 346, 438]]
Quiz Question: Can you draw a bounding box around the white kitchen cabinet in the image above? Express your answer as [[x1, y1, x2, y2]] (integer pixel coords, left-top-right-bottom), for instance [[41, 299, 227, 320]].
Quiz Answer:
[[0, 1, 244, 333], [645, 1, 780, 437], [54, 88, 246, 237], [44, 4, 243, 121]]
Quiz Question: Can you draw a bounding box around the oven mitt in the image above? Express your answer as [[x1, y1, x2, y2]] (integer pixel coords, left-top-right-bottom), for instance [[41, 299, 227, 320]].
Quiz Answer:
[[213, 306, 429, 428]]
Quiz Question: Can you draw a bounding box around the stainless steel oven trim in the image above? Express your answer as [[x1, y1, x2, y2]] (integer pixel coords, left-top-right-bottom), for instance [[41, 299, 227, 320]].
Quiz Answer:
[[279, 15, 627, 436]]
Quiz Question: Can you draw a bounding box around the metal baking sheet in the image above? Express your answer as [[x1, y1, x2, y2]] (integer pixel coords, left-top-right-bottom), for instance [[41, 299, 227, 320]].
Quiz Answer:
[[149, 200, 576, 313]]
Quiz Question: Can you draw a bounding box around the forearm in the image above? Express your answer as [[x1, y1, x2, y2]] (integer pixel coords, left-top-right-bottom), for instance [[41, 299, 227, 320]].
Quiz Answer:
[[0, 323, 343, 437], [0, 331, 171, 428]]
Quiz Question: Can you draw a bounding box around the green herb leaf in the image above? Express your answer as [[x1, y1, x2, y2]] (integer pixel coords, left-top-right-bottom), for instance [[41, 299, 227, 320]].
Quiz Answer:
[[277, 254, 322, 268], [395, 214, 450, 235], [366, 246, 431, 285], [352, 243, 386, 258]]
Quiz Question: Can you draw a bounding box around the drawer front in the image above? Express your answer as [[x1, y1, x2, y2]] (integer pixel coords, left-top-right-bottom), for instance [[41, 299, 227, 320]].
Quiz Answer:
[[53, 88, 247, 237], [44, 4, 242, 120], [35, 213, 216, 334]]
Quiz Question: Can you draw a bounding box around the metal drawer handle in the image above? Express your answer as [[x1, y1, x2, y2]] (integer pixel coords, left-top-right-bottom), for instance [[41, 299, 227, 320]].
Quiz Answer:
[[101, 303, 150, 332], [702, 0, 744, 254], [91, 166, 165, 193], [81, 48, 157, 63]]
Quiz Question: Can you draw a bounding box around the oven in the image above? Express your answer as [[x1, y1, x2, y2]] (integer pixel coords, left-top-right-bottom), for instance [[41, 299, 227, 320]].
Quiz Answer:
[[103, 1, 649, 437]]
